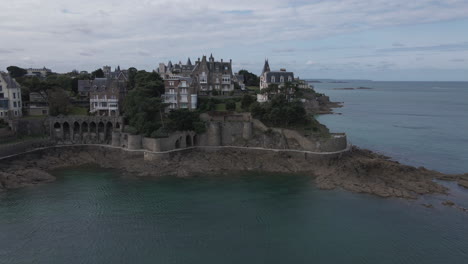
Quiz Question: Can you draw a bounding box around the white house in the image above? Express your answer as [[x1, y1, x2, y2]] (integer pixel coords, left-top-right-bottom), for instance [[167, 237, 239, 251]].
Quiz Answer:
[[0, 72, 22, 119]]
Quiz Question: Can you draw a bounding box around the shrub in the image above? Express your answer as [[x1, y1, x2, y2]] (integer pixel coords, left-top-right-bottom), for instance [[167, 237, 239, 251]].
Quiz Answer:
[[212, 90, 219, 96], [124, 126, 138, 135], [226, 100, 236, 111]]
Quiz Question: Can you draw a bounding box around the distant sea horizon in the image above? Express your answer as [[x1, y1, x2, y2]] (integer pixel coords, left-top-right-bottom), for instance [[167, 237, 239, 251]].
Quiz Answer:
[[312, 80, 468, 174]]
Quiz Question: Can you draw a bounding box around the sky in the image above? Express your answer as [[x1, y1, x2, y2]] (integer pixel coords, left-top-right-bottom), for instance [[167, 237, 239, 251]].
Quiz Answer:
[[1, 0, 468, 81]]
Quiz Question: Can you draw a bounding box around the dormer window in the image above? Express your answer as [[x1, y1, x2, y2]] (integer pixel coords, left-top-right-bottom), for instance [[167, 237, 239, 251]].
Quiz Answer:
[[271, 76, 275, 83], [280, 76, 284, 83], [288, 76, 292, 82]]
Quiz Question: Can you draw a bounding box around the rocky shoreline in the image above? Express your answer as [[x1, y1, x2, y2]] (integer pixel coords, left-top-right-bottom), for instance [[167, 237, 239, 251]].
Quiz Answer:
[[1, 145, 467, 204]]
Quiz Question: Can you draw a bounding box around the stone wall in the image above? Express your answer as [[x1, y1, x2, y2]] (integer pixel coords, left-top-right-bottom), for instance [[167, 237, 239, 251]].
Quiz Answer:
[[48, 115, 123, 144], [0, 138, 54, 158]]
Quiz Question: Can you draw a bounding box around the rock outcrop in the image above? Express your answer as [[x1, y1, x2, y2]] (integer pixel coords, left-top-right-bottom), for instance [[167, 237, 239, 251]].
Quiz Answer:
[[0, 145, 460, 200]]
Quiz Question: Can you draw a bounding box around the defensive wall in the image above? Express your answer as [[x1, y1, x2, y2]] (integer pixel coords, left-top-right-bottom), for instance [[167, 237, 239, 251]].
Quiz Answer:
[[1, 114, 348, 160]]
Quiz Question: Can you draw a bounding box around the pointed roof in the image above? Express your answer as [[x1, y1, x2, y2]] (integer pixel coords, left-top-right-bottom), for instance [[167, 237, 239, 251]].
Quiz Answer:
[[187, 58, 192, 66], [262, 59, 271, 75]]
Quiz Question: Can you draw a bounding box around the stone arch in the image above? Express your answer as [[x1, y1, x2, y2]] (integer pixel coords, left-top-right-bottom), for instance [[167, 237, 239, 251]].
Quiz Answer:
[[98, 122, 105, 133], [110, 110, 116, 116], [73, 122, 80, 140], [186, 134, 192, 147], [175, 139, 180, 149], [193, 135, 198, 146], [82, 122, 88, 132], [105, 122, 113, 142], [90, 122, 97, 133], [54, 122, 61, 139], [115, 122, 121, 130], [63, 122, 70, 140]]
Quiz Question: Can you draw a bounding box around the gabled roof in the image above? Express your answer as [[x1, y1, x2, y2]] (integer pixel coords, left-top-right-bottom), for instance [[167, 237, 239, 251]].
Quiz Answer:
[[0, 72, 20, 88]]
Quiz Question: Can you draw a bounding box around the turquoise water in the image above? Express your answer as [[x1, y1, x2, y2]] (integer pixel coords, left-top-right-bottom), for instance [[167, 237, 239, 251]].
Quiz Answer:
[[1, 168, 468, 263], [314, 81, 468, 174], [1, 81, 468, 263]]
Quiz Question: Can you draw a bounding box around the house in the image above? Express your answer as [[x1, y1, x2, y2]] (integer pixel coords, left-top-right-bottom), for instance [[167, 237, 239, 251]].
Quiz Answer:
[[234, 73, 246, 90], [162, 76, 197, 111], [25, 67, 51, 78], [78, 78, 126, 116], [191, 54, 234, 95], [157, 58, 195, 79], [157, 54, 235, 95], [0, 72, 22, 119], [257, 60, 295, 103], [24, 91, 49, 116]]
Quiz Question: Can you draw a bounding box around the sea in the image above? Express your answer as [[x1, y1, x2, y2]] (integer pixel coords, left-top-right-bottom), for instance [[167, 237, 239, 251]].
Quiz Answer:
[[1, 81, 467, 263]]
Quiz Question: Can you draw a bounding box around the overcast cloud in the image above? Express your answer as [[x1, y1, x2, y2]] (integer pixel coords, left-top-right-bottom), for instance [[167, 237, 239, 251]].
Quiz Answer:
[[1, 0, 468, 80]]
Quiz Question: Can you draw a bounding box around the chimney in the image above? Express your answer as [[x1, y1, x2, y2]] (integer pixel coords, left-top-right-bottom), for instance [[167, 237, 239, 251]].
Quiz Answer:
[[280, 68, 286, 72], [221, 59, 223, 63]]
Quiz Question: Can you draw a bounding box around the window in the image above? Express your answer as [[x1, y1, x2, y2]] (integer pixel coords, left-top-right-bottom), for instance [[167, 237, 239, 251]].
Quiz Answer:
[[0, 112, 2, 116], [216, 78, 219, 83], [42, 110, 47, 114], [101, 102, 107, 107], [13, 101, 17, 108], [0, 85, 2, 91], [13, 92, 16, 99], [181, 88, 187, 94], [169, 88, 175, 94], [200, 72, 207, 83], [288, 76, 292, 82], [169, 81, 174, 86], [280, 76, 284, 83], [0, 93, 3, 98], [14, 111, 18, 116], [271, 76, 275, 83]]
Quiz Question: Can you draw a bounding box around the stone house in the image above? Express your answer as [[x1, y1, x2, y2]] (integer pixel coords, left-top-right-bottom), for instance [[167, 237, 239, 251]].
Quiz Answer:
[[257, 60, 295, 103], [79, 78, 126, 116], [0, 72, 22, 120], [163, 76, 197, 111], [157, 54, 235, 96], [191, 54, 234, 95]]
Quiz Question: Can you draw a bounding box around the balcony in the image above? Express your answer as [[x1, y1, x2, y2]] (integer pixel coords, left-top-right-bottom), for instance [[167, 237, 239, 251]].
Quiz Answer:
[[163, 94, 177, 103], [180, 95, 188, 103]]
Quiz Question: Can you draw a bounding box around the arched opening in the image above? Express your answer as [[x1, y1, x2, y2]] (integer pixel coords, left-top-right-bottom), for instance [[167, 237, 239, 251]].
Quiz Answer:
[[105, 122, 113, 142], [116, 122, 121, 129], [193, 135, 198, 146], [54, 122, 61, 139], [110, 110, 116, 116], [73, 122, 80, 140], [98, 122, 104, 133], [82, 122, 88, 132], [186, 135, 192, 147], [90, 122, 97, 133], [175, 139, 180, 149], [63, 122, 70, 140]]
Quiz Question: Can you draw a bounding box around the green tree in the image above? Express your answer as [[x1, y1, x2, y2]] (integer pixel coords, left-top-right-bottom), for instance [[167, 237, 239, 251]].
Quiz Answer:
[[127, 67, 138, 89], [48, 88, 71, 116], [226, 100, 236, 111], [239, 69, 260, 87], [167, 109, 205, 133], [91, 68, 104, 78], [7, 66, 27, 78], [241, 94, 255, 110]]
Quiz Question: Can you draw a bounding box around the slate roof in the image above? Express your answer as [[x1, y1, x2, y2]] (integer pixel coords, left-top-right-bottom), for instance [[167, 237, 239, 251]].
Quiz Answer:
[[265, 71, 294, 84], [0, 72, 19, 88]]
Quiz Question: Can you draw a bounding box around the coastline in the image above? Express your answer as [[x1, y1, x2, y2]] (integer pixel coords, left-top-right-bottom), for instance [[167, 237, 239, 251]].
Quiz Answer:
[[1, 144, 467, 207]]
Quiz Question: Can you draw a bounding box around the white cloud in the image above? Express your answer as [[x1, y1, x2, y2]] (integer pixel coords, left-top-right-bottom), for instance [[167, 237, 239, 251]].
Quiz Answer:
[[0, 0, 468, 75]]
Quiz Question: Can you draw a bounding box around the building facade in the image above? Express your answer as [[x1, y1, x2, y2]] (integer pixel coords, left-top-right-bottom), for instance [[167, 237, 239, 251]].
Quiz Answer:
[[157, 54, 235, 96], [257, 60, 295, 103], [25, 67, 51, 78], [0, 72, 22, 119], [162, 76, 197, 111], [191, 54, 234, 95], [24, 91, 48, 116], [78, 78, 125, 116]]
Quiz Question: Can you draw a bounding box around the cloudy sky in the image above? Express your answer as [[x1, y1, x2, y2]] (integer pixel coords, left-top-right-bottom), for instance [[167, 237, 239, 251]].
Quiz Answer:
[[1, 0, 468, 80]]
